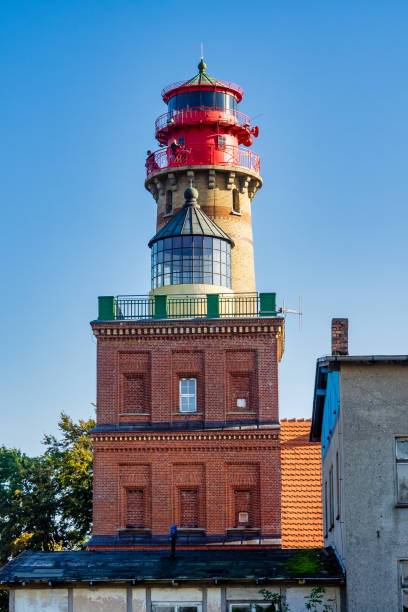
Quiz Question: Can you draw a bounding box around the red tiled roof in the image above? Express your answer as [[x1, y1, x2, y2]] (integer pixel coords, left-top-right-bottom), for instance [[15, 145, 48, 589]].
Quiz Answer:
[[280, 419, 323, 549]]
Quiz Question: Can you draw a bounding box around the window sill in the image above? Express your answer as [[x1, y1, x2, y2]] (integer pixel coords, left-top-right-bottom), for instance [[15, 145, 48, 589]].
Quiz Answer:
[[119, 412, 150, 416], [177, 527, 205, 532], [118, 528, 151, 533], [395, 503, 408, 507], [226, 527, 260, 532], [164, 211, 173, 217], [173, 412, 203, 416], [230, 210, 242, 216]]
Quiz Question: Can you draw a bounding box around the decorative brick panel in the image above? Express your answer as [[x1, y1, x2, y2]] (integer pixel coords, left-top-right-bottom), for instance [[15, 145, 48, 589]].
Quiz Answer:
[[123, 374, 145, 412], [118, 351, 151, 420], [126, 490, 144, 528], [180, 489, 199, 527], [229, 373, 252, 413], [234, 490, 253, 526]]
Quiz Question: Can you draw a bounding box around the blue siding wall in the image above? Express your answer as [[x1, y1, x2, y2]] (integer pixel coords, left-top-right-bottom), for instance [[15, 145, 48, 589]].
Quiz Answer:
[[321, 371, 340, 457]]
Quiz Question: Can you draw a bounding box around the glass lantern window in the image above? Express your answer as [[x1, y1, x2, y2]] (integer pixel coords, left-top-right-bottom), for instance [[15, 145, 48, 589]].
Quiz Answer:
[[151, 236, 231, 289], [168, 91, 237, 112]]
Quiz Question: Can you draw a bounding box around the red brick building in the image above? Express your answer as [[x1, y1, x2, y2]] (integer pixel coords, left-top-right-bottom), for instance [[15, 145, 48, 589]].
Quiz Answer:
[[87, 61, 320, 551]]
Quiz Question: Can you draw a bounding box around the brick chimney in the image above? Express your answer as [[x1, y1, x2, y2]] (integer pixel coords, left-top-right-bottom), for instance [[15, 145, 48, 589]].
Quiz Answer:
[[332, 318, 348, 355]]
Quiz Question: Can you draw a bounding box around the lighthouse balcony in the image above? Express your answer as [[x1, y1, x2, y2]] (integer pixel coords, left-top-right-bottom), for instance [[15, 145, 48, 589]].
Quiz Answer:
[[154, 107, 252, 144], [146, 144, 260, 177], [97, 292, 277, 321]]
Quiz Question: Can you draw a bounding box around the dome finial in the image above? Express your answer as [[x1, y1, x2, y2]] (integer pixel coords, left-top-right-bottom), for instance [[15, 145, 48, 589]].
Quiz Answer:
[[198, 57, 206, 74], [184, 180, 199, 207]]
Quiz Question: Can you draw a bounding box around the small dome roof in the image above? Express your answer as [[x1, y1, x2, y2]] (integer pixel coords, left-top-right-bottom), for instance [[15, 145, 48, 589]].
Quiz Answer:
[[148, 187, 233, 247], [161, 60, 244, 103]]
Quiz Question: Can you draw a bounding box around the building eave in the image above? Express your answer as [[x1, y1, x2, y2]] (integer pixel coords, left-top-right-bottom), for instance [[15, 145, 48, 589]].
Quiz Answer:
[[310, 354, 408, 442]]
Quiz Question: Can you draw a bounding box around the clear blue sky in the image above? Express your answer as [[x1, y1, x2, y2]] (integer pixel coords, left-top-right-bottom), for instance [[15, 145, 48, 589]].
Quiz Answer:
[[1, 1, 407, 456]]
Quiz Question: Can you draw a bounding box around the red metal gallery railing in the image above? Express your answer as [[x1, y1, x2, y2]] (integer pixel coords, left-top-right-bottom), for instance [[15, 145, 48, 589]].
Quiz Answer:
[[155, 107, 251, 134], [145, 144, 260, 177]]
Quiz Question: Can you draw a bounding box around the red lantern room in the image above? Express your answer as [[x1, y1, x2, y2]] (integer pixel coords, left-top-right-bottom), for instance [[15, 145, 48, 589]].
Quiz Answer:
[[146, 59, 260, 177]]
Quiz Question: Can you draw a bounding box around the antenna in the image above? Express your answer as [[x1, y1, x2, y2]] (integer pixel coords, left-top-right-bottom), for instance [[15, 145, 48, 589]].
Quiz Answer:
[[200, 41, 204, 59], [278, 297, 303, 331]]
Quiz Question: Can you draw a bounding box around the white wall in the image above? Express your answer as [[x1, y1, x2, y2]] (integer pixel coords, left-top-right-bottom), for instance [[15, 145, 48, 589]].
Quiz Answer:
[[73, 587, 127, 612], [14, 589, 68, 611], [11, 583, 342, 611]]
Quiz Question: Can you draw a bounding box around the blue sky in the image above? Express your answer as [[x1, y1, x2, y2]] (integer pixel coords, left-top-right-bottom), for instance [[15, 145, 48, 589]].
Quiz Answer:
[[1, 1, 407, 456]]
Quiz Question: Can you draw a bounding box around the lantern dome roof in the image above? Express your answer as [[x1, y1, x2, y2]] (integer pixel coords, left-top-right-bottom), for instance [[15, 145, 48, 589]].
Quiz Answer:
[[148, 186, 233, 247], [161, 60, 244, 103]]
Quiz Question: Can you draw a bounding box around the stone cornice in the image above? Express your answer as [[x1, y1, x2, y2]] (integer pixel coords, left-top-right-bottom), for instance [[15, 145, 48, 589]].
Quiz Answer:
[[91, 319, 283, 339], [91, 431, 279, 443], [91, 318, 285, 361]]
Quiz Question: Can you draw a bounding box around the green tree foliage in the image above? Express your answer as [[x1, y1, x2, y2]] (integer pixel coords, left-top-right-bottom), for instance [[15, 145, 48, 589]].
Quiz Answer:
[[0, 413, 95, 612], [43, 412, 95, 547]]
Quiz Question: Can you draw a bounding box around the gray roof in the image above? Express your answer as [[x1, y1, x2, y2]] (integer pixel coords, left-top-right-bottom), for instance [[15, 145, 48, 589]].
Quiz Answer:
[[0, 548, 343, 586], [148, 187, 232, 247]]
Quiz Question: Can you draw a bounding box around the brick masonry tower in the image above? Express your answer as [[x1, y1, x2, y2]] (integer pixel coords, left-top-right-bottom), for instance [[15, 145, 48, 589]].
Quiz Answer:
[[88, 61, 285, 550]]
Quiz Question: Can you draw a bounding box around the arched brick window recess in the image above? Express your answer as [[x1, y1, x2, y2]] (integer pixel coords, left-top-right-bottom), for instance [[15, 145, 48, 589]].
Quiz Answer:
[[232, 189, 240, 213], [166, 190, 173, 214]]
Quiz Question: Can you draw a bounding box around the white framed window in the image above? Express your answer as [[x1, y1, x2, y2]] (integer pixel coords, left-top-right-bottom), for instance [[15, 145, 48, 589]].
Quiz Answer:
[[179, 378, 197, 413], [399, 560, 408, 611], [152, 605, 201, 612], [396, 438, 408, 504], [229, 603, 278, 612]]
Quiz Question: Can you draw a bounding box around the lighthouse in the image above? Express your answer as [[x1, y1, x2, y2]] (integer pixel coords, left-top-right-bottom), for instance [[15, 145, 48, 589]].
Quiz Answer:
[[89, 61, 284, 550], [145, 59, 262, 296], [0, 60, 341, 609]]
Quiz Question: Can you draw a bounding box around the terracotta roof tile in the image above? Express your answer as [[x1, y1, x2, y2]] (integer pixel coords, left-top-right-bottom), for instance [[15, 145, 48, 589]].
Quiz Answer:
[[280, 420, 323, 549]]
